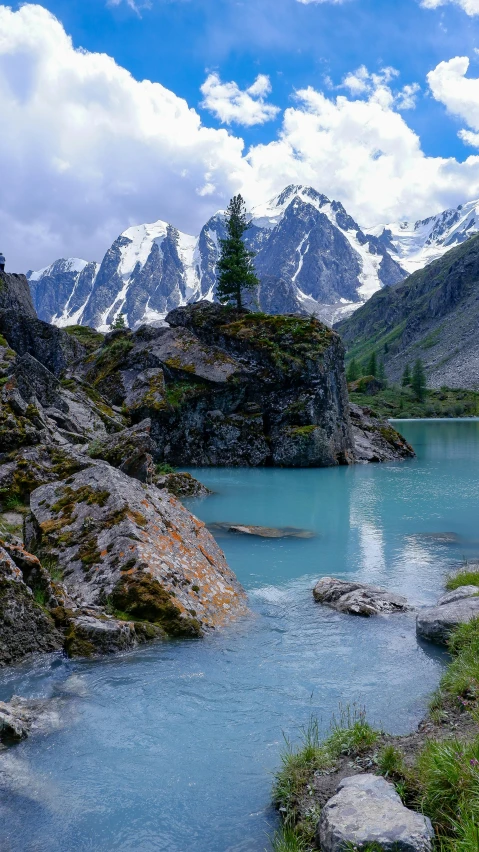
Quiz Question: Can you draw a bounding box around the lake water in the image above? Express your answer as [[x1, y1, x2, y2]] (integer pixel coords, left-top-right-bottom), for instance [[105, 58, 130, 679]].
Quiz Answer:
[[1, 420, 479, 852]]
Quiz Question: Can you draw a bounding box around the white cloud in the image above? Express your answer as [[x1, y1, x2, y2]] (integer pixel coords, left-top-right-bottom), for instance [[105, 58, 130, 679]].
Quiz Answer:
[[107, 0, 151, 14], [428, 56, 479, 142], [200, 73, 280, 126], [341, 66, 420, 110], [2, 5, 479, 273], [296, 0, 350, 5], [421, 0, 479, 15]]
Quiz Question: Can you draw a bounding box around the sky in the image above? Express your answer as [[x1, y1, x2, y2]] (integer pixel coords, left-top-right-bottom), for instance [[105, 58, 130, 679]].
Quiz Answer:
[[2, 0, 479, 270]]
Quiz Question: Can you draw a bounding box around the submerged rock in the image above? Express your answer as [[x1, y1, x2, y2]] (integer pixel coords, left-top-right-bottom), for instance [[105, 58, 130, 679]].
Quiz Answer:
[[417, 597, 479, 644], [318, 774, 434, 852], [313, 577, 411, 616], [0, 696, 63, 744], [350, 404, 415, 463], [209, 523, 315, 539], [26, 462, 247, 648]]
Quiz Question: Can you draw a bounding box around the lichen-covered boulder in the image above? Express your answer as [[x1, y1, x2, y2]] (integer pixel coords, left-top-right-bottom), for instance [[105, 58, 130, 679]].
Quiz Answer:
[[0, 545, 63, 666], [417, 598, 479, 644], [154, 471, 211, 499], [350, 403, 415, 463], [318, 775, 434, 852], [313, 577, 411, 616], [27, 462, 247, 639]]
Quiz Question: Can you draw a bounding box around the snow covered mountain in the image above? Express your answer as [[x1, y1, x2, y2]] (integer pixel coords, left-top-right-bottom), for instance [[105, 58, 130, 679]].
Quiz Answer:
[[372, 198, 479, 274], [27, 185, 408, 330]]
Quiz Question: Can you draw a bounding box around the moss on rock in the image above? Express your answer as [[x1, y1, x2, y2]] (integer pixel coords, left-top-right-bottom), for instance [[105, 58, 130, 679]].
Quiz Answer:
[[110, 575, 202, 638]]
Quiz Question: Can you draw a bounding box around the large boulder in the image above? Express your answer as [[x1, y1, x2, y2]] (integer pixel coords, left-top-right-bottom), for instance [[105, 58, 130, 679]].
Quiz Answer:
[[417, 597, 479, 644], [317, 774, 434, 852], [79, 303, 355, 468], [313, 577, 411, 616], [0, 545, 63, 666], [86, 419, 155, 482], [26, 462, 247, 639], [350, 403, 415, 463]]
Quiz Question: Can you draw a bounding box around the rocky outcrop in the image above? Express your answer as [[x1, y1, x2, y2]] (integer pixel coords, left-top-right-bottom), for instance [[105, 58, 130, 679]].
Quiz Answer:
[[83, 302, 355, 468], [26, 462, 247, 647], [0, 545, 63, 666], [318, 774, 434, 852], [0, 272, 36, 317], [417, 595, 479, 644], [313, 577, 412, 616], [350, 403, 415, 463], [154, 471, 211, 499], [0, 310, 85, 377], [86, 420, 154, 482]]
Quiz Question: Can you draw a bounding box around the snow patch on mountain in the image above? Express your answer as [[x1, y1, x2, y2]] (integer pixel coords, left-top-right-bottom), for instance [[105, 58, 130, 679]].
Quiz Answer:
[[372, 198, 479, 274]]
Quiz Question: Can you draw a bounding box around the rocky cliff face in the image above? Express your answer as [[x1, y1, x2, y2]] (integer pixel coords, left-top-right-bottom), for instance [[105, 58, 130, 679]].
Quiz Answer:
[[336, 234, 479, 389], [27, 185, 406, 330]]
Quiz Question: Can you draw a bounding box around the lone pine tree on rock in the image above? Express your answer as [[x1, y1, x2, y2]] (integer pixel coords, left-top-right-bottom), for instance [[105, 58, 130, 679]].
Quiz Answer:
[[111, 313, 126, 331], [217, 195, 259, 311]]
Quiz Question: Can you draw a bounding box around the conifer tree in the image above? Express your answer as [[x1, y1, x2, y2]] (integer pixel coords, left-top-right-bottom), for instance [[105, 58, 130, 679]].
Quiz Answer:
[[412, 358, 427, 401], [366, 350, 377, 377], [402, 364, 411, 387], [346, 358, 360, 382], [377, 359, 386, 385], [217, 195, 259, 310], [111, 313, 126, 330]]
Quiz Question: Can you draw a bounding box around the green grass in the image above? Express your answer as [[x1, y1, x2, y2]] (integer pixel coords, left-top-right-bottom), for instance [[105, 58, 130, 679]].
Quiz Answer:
[[273, 707, 379, 846], [155, 463, 177, 475], [376, 745, 405, 778], [440, 618, 479, 706], [416, 736, 479, 832], [446, 569, 479, 591]]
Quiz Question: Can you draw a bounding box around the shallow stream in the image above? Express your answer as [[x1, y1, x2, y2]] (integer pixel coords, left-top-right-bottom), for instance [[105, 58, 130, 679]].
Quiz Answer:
[[1, 420, 479, 851]]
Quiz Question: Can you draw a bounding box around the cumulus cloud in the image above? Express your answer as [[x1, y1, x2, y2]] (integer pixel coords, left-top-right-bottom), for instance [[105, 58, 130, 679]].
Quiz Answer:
[[2, 5, 479, 272], [341, 66, 420, 110], [200, 73, 280, 126], [421, 0, 479, 15], [428, 56, 479, 142]]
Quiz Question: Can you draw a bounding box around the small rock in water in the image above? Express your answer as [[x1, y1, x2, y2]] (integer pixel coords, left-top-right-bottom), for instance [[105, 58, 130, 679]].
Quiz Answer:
[[417, 597, 479, 644], [208, 523, 315, 539], [318, 774, 434, 852], [313, 577, 412, 616]]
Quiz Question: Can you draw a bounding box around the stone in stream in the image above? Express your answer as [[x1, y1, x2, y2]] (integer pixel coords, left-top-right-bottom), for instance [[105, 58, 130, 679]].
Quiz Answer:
[[208, 523, 315, 539], [417, 597, 479, 644], [313, 577, 411, 616], [437, 586, 479, 606], [0, 696, 64, 744], [317, 774, 434, 852]]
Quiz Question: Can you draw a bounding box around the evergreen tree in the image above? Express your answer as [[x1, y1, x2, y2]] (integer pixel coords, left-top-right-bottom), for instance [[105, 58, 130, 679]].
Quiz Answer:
[[402, 364, 411, 387], [366, 350, 378, 377], [346, 358, 360, 382], [412, 358, 427, 401], [111, 313, 126, 330], [217, 195, 259, 310]]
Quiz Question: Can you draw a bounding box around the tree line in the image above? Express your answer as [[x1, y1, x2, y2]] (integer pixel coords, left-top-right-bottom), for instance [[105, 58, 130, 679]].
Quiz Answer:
[[347, 352, 427, 401]]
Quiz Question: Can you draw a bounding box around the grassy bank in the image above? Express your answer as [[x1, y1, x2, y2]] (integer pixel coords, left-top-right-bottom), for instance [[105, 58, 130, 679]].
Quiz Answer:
[[272, 576, 479, 851], [348, 384, 479, 420]]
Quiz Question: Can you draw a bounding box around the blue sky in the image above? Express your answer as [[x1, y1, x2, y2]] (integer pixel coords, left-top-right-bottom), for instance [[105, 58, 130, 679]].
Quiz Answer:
[[26, 0, 479, 157], [2, 0, 479, 269]]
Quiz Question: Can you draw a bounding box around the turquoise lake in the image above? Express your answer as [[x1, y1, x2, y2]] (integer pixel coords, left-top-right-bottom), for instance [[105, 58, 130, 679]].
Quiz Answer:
[[1, 419, 479, 852]]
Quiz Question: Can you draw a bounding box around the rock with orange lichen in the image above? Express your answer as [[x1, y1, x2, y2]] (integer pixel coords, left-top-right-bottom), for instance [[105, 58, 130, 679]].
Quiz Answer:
[[26, 461, 247, 649]]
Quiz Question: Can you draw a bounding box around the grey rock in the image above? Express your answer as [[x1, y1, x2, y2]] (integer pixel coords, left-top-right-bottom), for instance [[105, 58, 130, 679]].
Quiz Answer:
[[154, 472, 211, 499], [437, 586, 479, 606], [0, 546, 63, 667], [0, 311, 85, 377], [313, 577, 411, 616], [86, 419, 155, 482], [318, 774, 434, 852], [417, 598, 479, 644], [0, 696, 64, 744], [350, 403, 415, 463], [0, 272, 36, 317]]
